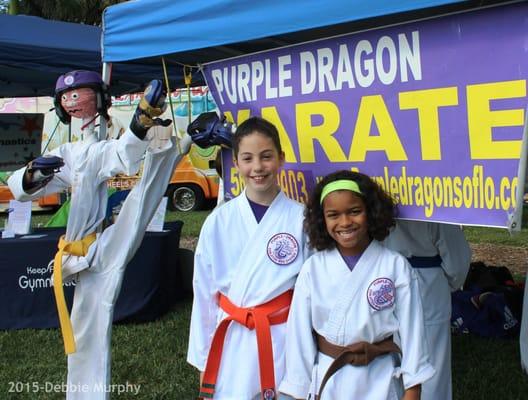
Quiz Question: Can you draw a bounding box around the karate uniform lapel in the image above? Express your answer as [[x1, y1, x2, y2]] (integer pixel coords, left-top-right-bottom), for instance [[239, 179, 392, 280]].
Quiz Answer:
[[226, 191, 288, 305], [325, 241, 381, 344]]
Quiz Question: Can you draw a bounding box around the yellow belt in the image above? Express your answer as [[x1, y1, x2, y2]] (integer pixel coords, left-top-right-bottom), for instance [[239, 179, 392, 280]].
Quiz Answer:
[[53, 232, 96, 354]]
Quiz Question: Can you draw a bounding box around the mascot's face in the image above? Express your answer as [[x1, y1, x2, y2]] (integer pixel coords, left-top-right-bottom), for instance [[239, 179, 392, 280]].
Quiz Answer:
[[60, 87, 97, 119]]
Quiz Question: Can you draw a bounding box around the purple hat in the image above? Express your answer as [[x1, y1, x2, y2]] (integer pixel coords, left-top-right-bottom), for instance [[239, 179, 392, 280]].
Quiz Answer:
[[55, 70, 103, 94]]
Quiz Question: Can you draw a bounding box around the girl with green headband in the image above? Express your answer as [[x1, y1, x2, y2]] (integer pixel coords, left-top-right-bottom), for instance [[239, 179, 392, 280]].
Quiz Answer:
[[279, 170, 434, 400]]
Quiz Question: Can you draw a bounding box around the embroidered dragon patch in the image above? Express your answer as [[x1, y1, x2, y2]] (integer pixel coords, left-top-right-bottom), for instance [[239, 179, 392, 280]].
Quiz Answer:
[[367, 277, 395, 310], [267, 233, 299, 265]]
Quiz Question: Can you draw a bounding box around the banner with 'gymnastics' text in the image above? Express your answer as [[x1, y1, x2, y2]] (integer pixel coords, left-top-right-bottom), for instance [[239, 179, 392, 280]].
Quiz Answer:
[[203, 2, 528, 229]]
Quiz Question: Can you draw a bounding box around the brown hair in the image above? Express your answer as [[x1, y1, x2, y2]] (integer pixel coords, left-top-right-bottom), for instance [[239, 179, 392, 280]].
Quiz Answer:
[[232, 117, 282, 158]]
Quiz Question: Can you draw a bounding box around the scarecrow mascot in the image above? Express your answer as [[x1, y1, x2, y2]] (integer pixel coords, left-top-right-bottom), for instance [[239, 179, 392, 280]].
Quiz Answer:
[[8, 70, 191, 399]]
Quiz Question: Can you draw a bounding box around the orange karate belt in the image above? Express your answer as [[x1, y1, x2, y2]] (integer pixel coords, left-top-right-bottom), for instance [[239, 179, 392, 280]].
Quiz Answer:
[[199, 290, 293, 400], [53, 232, 96, 355]]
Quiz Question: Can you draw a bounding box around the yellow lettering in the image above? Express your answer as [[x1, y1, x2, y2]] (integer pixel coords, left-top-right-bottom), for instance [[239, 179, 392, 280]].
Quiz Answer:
[[511, 177, 518, 208], [373, 176, 386, 190], [467, 80, 525, 159], [297, 171, 309, 204], [295, 101, 346, 163], [453, 177, 462, 208], [224, 109, 251, 125], [399, 87, 458, 160], [230, 167, 243, 196], [261, 106, 298, 162], [414, 177, 423, 206], [349, 95, 407, 161]]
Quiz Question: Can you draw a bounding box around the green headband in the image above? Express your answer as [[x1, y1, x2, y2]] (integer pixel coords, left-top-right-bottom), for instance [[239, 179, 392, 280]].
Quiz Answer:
[[320, 179, 362, 204]]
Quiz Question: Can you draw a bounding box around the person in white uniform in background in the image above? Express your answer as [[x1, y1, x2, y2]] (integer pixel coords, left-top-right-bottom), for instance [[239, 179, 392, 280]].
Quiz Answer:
[[384, 220, 471, 400], [8, 71, 192, 400], [187, 117, 310, 400], [279, 170, 434, 400], [521, 274, 528, 373]]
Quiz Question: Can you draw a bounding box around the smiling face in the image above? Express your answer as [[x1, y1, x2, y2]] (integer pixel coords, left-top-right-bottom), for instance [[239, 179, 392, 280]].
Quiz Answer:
[[60, 87, 97, 119], [234, 131, 284, 205], [323, 190, 371, 256]]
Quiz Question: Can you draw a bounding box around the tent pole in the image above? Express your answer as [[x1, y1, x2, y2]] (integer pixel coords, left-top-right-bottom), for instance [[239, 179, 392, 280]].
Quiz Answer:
[[99, 62, 112, 141], [516, 107, 528, 372], [508, 106, 528, 232]]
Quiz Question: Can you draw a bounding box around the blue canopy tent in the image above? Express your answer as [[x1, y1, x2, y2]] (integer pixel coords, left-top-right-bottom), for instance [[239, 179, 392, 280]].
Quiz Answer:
[[100, 0, 516, 89], [101, 0, 513, 66], [0, 13, 187, 97]]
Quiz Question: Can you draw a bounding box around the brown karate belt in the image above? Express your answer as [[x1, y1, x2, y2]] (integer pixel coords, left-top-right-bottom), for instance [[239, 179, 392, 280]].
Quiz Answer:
[[315, 333, 401, 399], [199, 290, 293, 400]]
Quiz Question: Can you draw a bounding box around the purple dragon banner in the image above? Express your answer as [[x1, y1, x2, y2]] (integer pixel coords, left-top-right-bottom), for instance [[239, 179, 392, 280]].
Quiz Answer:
[[202, 3, 528, 228]]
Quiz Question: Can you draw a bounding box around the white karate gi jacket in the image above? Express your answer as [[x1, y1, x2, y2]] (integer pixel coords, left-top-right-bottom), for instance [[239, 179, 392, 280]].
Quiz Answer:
[[520, 275, 528, 373], [384, 220, 471, 400], [187, 190, 309, 399], [280, 241, 435, 400]]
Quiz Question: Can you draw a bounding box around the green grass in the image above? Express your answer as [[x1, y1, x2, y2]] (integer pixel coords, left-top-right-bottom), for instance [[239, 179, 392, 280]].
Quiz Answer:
[[462, 205, 528, 246], [0, 301, 198, 399], [165, 210, 210, 238], [1, 299, 527, 399], [463, 225, 528, 247], [452, 334, 528, 399]]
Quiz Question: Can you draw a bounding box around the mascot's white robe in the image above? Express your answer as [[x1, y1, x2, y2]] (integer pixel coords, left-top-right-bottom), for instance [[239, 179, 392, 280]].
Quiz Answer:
[[384, 220, 471, 400], [279, 241, 435, 400], [187, 190, 309, 399], [9, 129, 179, 399]]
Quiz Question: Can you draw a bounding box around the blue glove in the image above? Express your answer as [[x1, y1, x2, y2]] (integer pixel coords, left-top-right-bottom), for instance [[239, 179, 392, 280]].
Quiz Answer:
[[187, 112, 235, 149], [130, 79, 172, 139], [28, 155, 64, 176], [25, 155, 64, 191]]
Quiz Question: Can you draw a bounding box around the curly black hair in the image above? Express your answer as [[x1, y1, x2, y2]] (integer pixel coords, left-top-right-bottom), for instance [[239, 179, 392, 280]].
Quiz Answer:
[[304, 170, 397, 251], [232, 117, 282, 158]]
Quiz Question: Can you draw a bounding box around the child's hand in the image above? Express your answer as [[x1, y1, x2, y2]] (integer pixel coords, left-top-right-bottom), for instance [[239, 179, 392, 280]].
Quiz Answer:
[[402, 384, 421, 400]]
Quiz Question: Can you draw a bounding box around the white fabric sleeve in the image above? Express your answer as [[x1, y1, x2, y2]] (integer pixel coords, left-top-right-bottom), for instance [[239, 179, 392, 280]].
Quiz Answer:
[[277, 393, 298, 400], [278, 267, 316, 399], [395, 263, 436, 389], [7, 144, 72, 201], [96, 128, 150, 181], [520, 273, 528, 373], [187, 217, 220, 371], [429, 223, 472, 290]]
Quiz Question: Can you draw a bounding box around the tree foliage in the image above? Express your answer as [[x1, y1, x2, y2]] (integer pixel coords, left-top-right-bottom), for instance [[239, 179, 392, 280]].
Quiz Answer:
[[4, 0, 127, 25]]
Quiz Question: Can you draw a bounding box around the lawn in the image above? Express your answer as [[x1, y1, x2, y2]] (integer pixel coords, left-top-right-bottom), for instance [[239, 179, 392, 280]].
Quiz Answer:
[[0, 208, 527, 399]]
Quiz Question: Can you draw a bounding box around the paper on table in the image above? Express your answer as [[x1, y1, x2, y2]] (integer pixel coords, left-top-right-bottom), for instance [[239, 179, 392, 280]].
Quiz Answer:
[[7, 200, 32, 235], [20, 234, 47, 239], [146, 196, 168, 232]]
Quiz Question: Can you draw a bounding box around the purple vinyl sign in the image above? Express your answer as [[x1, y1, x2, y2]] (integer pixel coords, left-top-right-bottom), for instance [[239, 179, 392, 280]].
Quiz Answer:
[[203, 3, 528, 228]]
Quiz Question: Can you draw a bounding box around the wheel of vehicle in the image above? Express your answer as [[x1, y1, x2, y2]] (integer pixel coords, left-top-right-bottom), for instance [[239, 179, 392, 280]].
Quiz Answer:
[[166, 184, 204, 212]]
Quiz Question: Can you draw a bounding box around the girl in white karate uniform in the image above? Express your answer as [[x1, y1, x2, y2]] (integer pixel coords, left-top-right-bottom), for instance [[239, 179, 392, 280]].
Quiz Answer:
[[187, 117, 310, 400], [279, 170, 434, 400]]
